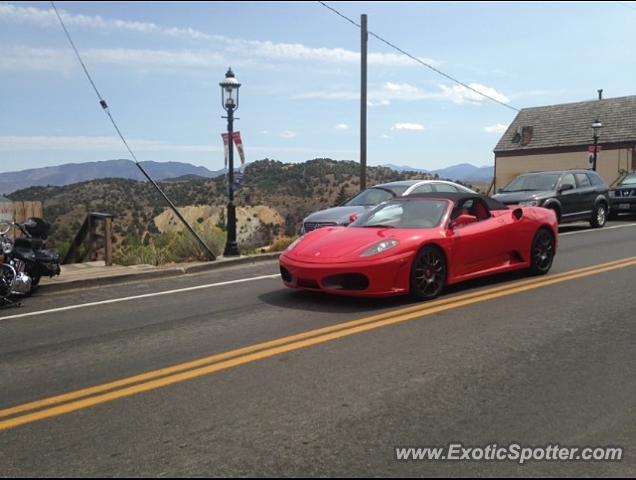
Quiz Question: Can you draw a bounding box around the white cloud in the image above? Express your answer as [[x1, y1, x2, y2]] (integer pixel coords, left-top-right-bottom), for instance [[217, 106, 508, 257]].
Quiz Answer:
[[279, 130, 296, 139], [0, 45, 238, 72], [439, 83, 510, 105], [0, 46, 74, 72], [381, 134, 392, 139], [391, 123, 425, 132], [335, 124, 349, 130], [0, 3, 224, 39], [483, 123, 509, 134], [0, 135, 222, 152], [85, 47, 228, 68], [0, 3, 440, 69], [368, 100, 391, 107], [0, 135, 358, 157], [297, 81, 510, 107]]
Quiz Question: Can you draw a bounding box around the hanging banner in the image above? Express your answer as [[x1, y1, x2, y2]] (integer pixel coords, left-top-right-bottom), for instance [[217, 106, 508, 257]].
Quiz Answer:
[[221, 133, 230, 169], [232, 131, 246, 168]]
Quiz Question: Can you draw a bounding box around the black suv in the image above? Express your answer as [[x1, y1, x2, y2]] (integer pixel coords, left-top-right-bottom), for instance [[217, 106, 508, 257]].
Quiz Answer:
[[608, 172, 636, 219], [493, 170, 610, 227]]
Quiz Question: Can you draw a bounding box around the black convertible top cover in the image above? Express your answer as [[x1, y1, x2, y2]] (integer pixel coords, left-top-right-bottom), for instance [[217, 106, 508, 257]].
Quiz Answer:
[[395, 192, 509, 211]]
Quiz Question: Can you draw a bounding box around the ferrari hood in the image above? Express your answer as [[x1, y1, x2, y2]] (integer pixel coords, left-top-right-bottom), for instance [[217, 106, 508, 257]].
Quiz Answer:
[[290, 226, 422, 261]]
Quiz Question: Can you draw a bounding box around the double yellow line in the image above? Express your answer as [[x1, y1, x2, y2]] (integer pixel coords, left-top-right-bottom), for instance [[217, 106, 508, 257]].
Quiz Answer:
[[2, 255, 636, 432]]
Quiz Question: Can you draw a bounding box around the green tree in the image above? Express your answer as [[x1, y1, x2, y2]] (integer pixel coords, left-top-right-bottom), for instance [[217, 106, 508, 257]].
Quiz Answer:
[[334, 186, 348, 206]]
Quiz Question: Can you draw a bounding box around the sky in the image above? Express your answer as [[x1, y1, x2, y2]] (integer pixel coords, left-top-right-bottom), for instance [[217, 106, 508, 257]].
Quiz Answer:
[[1, 1, 636, 174]]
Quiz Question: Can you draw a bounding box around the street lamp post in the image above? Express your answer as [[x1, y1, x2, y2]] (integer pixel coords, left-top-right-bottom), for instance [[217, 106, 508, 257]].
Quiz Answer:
[[220, 67, 241, 257], [591, 119, 603, 172]]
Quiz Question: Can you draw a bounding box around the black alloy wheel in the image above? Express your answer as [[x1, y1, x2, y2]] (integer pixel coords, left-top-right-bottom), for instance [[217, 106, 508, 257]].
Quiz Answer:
[[530, 229, 555, 275], [411, 246, 447, 300], [590, 202, 607, 228]]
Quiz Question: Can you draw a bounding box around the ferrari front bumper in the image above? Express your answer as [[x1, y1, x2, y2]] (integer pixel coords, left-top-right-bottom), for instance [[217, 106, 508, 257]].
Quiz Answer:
[[279, 251, 414, 297]]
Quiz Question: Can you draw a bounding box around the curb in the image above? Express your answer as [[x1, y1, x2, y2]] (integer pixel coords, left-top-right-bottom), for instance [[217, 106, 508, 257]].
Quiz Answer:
[[39, 252, 281, 294]]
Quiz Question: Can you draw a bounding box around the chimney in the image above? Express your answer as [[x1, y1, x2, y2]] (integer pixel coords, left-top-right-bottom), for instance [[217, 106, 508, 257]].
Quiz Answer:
[[521, 126, 533, 146], [598, 89, 603, 100]]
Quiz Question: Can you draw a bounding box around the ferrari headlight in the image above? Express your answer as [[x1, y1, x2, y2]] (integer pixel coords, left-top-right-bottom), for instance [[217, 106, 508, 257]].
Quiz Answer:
[[361, 239, 399, 257], [286, 237, 303, 251], [519, 200, 540, 207]]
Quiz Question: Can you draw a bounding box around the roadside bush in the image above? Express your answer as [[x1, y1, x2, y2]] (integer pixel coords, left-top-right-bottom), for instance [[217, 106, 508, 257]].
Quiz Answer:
[[161, 223, 226, 262], [114, 243, 171, 266], [268, 235, 298, 252]]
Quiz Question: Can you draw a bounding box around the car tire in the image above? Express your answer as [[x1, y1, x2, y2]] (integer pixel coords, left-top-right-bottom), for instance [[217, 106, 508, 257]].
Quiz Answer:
[[529, 228, 555, 275], [590, 202, 607, 228], [410, 246, 447, 301]]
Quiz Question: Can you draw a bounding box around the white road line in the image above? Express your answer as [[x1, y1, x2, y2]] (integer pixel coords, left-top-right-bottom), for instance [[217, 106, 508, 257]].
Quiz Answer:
[[0, 274, 281, 322], [2, 222, 634, 323], [559, 222, 636, 236]]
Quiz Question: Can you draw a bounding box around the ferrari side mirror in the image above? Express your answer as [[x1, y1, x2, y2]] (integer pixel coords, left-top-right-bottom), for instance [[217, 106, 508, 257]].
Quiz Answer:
[[449, 214, 478, 230]]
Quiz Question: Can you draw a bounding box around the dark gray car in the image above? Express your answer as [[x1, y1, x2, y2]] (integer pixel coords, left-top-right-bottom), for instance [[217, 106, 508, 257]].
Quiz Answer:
[[493, 170, 610, 227], [300, 180, 475, 234]]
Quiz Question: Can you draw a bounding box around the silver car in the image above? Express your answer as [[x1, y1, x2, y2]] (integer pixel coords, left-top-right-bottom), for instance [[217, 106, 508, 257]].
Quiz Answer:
[[300, 180, 476, 234]]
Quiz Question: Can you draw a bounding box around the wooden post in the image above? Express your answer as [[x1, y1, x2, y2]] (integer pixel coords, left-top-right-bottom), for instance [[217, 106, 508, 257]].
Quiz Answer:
[[63, 213, 115, 265], [104, 216, 113, 266], [88, 216, 97, 262]]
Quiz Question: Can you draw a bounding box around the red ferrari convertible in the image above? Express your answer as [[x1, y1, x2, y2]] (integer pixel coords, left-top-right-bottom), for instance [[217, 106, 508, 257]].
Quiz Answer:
[[279, 193, 558, 300]]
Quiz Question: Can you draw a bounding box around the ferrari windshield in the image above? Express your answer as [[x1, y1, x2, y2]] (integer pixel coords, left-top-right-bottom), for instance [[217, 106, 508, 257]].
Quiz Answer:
[[344, 186, 408, 207], [349, 198, 449, 229], [501, 173, 561, 192]]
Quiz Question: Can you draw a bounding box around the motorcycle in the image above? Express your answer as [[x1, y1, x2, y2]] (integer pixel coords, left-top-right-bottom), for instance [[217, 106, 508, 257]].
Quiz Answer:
[[0, 218, 61, 305]]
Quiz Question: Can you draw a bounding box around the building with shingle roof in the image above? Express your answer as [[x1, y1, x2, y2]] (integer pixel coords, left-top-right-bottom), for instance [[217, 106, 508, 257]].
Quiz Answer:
[[493, 95, 636, 190]]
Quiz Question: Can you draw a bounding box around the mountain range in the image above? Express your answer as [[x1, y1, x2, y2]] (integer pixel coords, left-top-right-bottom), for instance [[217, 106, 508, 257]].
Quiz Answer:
[[0, 159, 493, 194], [381, 163, 494, 182], [0, 159, 224, 194]]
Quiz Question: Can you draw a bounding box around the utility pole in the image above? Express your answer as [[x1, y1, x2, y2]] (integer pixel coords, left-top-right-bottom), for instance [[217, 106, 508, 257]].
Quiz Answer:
[[360, 13, 368, 192]]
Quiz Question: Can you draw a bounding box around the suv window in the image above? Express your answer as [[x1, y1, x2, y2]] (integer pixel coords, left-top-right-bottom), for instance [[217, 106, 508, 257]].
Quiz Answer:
[[589, 171, 609, 187], [560, 173, 576, 190], [620, 173, 636, 186], [434, 183, 458, 193], [345, 187, 396, 206], [501, 172, 561, 192], [575, 173, 591, 188], [410, 184, 434, 194]]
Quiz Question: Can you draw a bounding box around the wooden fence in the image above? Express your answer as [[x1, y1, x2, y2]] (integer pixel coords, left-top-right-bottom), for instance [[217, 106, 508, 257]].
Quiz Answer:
[[0, 201, 44, 239]]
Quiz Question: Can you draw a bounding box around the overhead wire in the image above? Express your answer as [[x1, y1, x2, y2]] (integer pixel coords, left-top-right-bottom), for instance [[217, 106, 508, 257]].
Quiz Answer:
[[49, 1, 217, 260], [317, 1, 520, 112]]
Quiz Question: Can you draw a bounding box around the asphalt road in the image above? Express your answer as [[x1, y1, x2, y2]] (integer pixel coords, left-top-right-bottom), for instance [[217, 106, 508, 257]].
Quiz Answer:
[[1, 220, 636, 476]]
